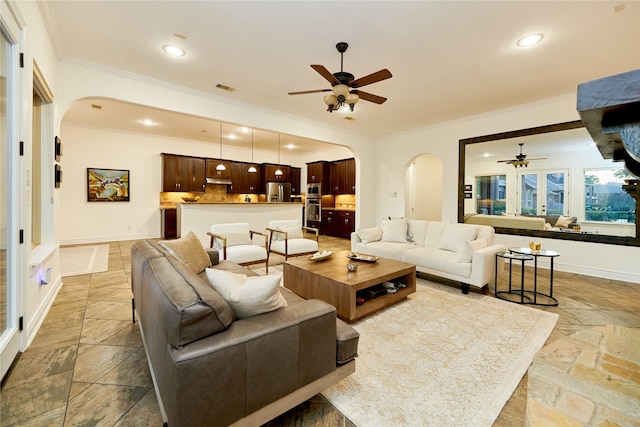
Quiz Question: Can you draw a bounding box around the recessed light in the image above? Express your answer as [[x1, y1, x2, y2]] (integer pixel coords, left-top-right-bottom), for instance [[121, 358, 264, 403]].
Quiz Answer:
[[241, 127, 250, 133], [517, 34, 543, 47], [285, 144, 296, 149], [163, 45, 185, 57], [141, 119, 155, 126]]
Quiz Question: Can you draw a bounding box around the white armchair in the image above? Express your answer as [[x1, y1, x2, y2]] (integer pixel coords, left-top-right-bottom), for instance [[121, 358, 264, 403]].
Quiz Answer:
[[207, 222, 269, 272], [267, 220, 319, 260]]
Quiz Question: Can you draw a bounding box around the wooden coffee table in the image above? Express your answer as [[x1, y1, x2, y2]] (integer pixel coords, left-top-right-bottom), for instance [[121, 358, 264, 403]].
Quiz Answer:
[[283, 250, 416, 323]]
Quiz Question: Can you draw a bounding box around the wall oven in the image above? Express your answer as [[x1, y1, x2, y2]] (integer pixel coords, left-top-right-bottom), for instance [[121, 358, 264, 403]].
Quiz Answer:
[[307, 183, 321, 198], [306, 197, 321, 222]]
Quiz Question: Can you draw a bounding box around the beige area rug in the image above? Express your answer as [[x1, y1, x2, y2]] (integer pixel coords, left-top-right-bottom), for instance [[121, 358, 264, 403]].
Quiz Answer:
[[320, 279, 559, 427], [60, 245, 110, 277]]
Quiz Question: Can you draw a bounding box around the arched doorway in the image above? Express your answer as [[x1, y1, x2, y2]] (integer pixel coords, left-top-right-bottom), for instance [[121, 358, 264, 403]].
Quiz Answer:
[[405, 154, 443, 220]]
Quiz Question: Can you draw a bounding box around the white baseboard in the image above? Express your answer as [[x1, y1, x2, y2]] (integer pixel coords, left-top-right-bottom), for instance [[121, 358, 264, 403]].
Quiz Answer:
[[59, 233, 160, 245], [22, 276, 63, 350]]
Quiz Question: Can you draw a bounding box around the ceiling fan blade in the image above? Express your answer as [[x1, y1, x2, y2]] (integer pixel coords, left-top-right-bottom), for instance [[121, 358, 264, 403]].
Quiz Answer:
[[356, 90, 387, 104], [350, 69, 392, 88], [497, 160, 515, 163], [288, 89, 332, 95], [311, 64, 340, 85]]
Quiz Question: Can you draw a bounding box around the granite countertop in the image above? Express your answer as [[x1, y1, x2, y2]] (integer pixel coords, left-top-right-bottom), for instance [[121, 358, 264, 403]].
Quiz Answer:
[[322, 207, 356, 212], [179, 201, 304, 205]]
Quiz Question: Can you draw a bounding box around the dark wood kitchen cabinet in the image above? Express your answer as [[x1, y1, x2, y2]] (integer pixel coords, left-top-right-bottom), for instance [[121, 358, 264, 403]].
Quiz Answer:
[[322, 210, 337, 236], [263, 163, 290, 183], [206, 158, 232, 179], [162, 208, 177, 238], [330, 158, 356, 195], [322, 209, 355, 238], [306, 161, 331, 194], [229, 162, 262, 193], [290, 167, 301, 195], [338, 210, 355, 237], [162, 154, 206, 192]]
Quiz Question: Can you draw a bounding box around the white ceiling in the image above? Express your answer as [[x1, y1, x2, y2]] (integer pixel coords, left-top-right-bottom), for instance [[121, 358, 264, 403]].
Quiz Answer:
[[45, 1, 639, 155]]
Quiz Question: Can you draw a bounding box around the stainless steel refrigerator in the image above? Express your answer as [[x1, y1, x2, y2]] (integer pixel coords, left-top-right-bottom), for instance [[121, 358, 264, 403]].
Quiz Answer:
[[266, 182, 291, 202]]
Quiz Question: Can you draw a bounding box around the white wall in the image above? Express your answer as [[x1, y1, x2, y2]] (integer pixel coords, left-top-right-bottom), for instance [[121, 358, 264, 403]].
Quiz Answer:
[[376, 94, 640, 283]]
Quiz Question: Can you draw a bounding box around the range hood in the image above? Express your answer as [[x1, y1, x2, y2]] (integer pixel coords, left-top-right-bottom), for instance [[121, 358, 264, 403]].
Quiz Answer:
[[206, 177, 233, 185]]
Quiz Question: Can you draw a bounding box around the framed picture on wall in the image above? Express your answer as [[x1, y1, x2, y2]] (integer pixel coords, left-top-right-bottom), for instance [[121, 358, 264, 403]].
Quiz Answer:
[[464, 184, 472, 192], [464, 192, 473, 199], [55, 164, 62, 188], [87, 168, 130, 202]]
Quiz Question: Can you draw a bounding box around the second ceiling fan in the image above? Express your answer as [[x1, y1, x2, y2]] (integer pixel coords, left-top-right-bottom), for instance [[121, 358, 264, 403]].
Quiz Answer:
[[288, 42, 392, 112], [497, 143, 547, 168]]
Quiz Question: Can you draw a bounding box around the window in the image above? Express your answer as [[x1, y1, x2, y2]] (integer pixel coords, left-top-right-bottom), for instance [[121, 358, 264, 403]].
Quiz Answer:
[[584, 168, 635, 223], [475, 174, 506, 215]]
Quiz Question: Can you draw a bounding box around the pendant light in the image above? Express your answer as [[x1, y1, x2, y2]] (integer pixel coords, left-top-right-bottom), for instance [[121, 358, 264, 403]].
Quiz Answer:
[[275, 134, 283, 176], [248, 129, 257, 173], [216, 122, 226, 171]]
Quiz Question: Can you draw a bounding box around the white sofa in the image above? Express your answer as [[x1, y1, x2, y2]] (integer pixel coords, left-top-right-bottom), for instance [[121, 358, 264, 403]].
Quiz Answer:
[[351, 219, 506, 294]]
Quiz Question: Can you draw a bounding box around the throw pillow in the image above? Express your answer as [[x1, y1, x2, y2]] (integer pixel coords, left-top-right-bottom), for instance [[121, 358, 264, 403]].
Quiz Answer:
[[356, 227, 383, 244], [216, 232, 253, 247], [457, 238, 488, 263], [555, 215, 575, 228], [380, 218, 408, 243], [160, 231, 211, 274], [437, 223, 478, 253], [205, 269, 287, 318], [277, 225, 303, 239]]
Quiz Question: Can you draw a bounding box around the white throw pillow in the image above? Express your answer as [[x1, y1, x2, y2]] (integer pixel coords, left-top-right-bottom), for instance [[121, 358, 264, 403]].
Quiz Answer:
[[159, 231, 211, 274], [205, 269, 287, 318], [457, 238, 488, 263], [437, 223, 478, 252], [357, 227, 383, 244], [217, 232, 253, 247], [381, 218, 408, 243], [277, 225, 303, 239], [555, 215, 575, 228]]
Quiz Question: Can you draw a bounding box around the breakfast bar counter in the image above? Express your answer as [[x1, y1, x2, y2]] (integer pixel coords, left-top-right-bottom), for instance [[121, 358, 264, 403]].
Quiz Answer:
[[177, 202, 304, 247]]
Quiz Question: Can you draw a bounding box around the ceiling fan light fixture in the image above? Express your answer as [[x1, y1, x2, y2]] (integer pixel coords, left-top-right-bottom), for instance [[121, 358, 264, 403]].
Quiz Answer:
[[332, 84, 349, 97], [248, 128, 257, 173], [216, 122, 226, 171]]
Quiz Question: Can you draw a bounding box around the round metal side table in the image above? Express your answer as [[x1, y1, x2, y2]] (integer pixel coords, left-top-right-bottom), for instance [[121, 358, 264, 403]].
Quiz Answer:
[[495, 252, 534, 304], [508, 247, 560, 306]]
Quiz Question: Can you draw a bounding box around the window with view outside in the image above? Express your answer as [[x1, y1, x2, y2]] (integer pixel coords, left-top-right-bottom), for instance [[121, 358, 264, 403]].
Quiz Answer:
[[476, 174, 506, 215], [584, 168, 635, 223]]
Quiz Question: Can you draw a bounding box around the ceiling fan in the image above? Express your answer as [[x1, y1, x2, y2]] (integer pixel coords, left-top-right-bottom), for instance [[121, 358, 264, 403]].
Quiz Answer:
[[288, 42, 392, 112], [497, 143, 547, 168]]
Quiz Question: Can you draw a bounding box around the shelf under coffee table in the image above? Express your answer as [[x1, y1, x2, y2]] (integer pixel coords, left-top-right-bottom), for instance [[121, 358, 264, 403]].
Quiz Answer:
[[283, 250, 416, 323]]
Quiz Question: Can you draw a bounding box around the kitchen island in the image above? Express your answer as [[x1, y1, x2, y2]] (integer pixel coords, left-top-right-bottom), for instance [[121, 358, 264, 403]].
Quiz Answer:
[[177, 202, 304, 247]]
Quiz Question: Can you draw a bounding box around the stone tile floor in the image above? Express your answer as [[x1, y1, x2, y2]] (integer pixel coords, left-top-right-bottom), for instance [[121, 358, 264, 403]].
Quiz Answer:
[[0, 235, 638, 426]]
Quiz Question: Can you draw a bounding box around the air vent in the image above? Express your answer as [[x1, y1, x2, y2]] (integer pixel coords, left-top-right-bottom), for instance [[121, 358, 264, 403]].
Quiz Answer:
[[91, 104, 102, 110], [343, 116, 356, 121], [216, 84, 236, 92]]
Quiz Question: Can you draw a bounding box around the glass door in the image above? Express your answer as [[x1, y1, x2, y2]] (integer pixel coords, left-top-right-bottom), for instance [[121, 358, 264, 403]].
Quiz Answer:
[[0, 19, 19, 381], [518, 170, 569, 216]]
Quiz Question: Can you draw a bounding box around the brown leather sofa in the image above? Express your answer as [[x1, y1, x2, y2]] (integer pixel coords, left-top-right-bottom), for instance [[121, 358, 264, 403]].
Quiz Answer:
[[131, 239, 359, 427]]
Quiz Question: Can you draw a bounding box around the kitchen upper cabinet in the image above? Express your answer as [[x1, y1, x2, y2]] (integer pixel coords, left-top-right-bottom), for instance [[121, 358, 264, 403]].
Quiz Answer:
[[306, 161, 331, 194], [290, 167, 301, 195], [162, 154, 206, 192], [228, 162, 244, 193], [330, 158, 356, 195], [263, 163, 290, 183], [206, 158, 232, 179], [331, 160, 347, 194], [345, 158, 356, 194], [229, 162, 262, 193]]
